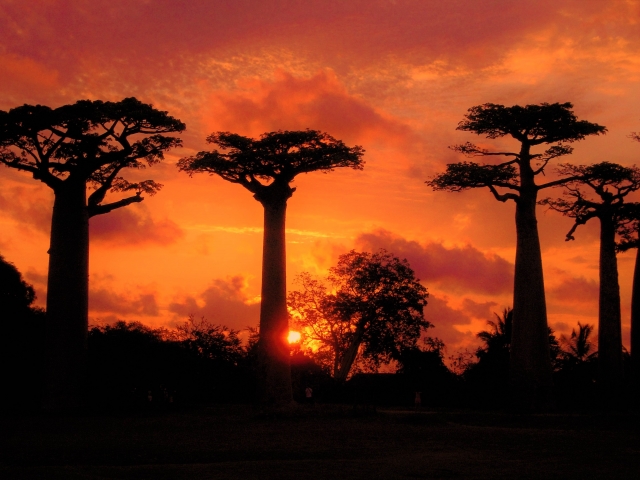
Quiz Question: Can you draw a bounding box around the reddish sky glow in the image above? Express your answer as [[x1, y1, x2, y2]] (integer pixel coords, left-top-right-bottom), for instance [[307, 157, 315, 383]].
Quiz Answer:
[[1, 0, 640, 354]]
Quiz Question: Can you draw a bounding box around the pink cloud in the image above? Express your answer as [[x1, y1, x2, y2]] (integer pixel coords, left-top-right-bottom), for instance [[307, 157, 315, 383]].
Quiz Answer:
[[547, 270, 599, 315], [90, 204, 183, 247], [355, 229, 513, 295], [424, 295, 477, 349]]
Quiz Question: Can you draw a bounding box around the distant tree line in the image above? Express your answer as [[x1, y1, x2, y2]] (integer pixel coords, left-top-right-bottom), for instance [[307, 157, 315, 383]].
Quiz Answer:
[[0, 252, 618, 412]]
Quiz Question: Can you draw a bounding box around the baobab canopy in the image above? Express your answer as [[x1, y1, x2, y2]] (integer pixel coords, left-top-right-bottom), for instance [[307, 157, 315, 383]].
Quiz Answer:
[[178, 129, 364, 189], [0, 97, 185, 214]]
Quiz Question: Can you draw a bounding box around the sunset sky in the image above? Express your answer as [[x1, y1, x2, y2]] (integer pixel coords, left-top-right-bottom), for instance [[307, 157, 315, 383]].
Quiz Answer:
[[1, 0, 640, 355]]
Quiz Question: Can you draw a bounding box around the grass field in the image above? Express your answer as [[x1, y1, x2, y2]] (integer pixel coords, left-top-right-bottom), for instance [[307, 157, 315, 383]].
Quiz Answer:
[[1, 405, 639, 479]]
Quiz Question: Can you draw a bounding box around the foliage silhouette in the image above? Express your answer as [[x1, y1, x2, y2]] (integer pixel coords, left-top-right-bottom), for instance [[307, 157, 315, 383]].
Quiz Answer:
[[541, 162, 640, 391], [288, 250, 430, 381], [554, 322, 599, 409], [88, 320, 253, 408], [464, 308, 560, 408], [179, 130, 364, 405], [0, 255, 45, 410], [559, 322, 597, 365], [396, 337, 460, 407], [427, 102, 605, 409], [0, 98, 185, 409]]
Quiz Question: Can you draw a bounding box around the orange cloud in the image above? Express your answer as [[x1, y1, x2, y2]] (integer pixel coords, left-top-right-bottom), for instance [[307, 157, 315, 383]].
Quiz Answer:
[[202, 69, 416, 147]]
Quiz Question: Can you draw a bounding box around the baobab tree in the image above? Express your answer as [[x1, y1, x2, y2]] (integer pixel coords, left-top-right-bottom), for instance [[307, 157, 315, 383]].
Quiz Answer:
[[178, 130, 364, 405], [427, 102, 606, 408], [542, 162, 640, 392], [0, 98, 185, 409], [616, 202, 640, 393]]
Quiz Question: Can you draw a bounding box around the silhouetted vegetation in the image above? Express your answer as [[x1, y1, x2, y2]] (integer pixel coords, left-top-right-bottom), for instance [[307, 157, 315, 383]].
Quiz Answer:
[[87, 319, 254, 409], [0, 257, 631, 412], [427, 102, 606, 409], [0, 255, 45, 410]]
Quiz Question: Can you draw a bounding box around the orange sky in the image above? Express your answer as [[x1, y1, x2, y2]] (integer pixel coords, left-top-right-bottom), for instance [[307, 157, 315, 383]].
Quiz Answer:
[[1, 0, 640, 353]]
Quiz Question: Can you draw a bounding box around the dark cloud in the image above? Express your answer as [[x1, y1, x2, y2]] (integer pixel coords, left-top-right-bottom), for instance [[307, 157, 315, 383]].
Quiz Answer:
[[548, 275, 599, 305], [89, 288, 160, 317], [169, 275, 260, 331], [461, 298, 499, 323], [355, 229, 513, 295], [424, 295, 476, 349], [90, 203, 183, 247]]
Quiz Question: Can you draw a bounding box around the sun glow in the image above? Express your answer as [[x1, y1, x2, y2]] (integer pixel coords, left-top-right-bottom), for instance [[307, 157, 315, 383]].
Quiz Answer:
[[287, 330, 302, 344]]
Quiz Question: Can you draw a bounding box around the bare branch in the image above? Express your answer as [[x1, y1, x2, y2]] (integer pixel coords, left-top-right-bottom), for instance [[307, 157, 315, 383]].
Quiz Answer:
[[88, 193, 143, 217], [488, 185, 519, 203]]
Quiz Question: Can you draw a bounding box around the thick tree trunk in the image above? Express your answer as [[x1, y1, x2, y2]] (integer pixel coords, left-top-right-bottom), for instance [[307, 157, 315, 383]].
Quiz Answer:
[[43, 179, 89, 410], [597, 215, 624, 392], [510, 154, 553, 409], [255, 186, 293, 406], [631, 248, 640, 392]]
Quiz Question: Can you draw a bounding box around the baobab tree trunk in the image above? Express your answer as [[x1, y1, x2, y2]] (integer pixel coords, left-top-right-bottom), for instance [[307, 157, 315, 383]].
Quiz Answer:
[[510, 159, 553, 410], [597, 215, 624, 394], [43, 179, 89, 410], [631, 248, 640, 392], [255, 184, 294, 406]]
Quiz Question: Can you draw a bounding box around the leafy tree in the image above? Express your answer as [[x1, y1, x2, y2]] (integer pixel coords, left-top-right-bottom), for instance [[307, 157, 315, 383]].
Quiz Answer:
[[0, 255, 46, 410], [559, 322, 597, 365], [288, 250, 430, 381], [175, 315, 244, 365], [554, 322, 599, 407], [0, 98, 185, 409], [178, 130, 363, 405], [427, 102, 605, 408], [0, 254, 36, 313], [541, 162, 640, 389]]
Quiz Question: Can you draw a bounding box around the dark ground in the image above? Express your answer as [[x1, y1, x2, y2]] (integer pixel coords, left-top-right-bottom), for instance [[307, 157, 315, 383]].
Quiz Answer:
[[1, 405, 639, 480]]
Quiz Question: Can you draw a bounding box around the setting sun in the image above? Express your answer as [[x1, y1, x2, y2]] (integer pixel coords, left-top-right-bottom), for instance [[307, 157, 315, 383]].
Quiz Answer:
[[287, 331, 302, 344]]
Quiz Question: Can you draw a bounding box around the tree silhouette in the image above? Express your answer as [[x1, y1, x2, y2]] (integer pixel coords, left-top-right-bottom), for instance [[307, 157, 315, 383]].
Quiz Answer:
[[178, 130, 363, 405], [0, 98, 185, 409], [288, 250, 430, 381], [0, 255, 46, 409], [427, 102, 605, 408], [542, 162, 640, 391], [616, 202, 640, 394], [559, 322, 597, 365], [617, 131, 640, 393]]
